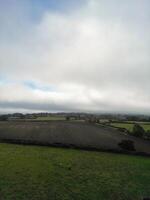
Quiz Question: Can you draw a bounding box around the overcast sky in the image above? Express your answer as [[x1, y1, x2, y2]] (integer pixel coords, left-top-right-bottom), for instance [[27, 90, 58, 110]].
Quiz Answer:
[[0, 0, 150, 114]]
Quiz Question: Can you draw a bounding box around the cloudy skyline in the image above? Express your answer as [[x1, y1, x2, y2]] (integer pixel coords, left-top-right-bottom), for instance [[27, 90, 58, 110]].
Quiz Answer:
[[0, 0, 150, 114]]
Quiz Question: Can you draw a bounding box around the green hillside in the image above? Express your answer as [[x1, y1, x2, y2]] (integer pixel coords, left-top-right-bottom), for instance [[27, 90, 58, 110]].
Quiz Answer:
[[0, 143, 149, 200]]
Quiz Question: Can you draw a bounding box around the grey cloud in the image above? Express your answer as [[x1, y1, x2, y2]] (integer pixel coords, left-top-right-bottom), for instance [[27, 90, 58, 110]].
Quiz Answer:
[[0, 0, 150, 114]]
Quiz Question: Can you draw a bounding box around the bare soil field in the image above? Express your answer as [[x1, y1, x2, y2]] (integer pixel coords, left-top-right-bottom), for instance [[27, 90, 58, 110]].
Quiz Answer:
[[0, 121, 150, 155]]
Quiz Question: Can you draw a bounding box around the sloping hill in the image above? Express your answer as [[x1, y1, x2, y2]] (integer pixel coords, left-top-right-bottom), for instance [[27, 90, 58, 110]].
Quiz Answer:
[[0, 121, 150, 155]]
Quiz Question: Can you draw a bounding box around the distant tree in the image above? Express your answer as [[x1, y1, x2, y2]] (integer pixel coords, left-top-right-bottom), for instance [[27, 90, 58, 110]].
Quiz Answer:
[[74, 116, 77, 120], [66, 116, 70, 121], [132, 124, 145, 137], [96, 119, 100, 123], [118, 140, 135, 151], [0, 115, 8, 121]]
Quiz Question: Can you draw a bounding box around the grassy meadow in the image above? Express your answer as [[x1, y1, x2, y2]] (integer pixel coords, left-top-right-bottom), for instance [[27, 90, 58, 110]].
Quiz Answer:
[[0, 143, 149, 200], [111, 122, 150, 132]]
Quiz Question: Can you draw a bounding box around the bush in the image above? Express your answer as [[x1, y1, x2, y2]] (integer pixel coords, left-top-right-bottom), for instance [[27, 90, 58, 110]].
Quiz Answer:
[[118, 140, 135, 151], [132, 124, 145, 138], [117, 127, 128, 133], [66, 116, 70, 121], [144, 130, 150, 139]]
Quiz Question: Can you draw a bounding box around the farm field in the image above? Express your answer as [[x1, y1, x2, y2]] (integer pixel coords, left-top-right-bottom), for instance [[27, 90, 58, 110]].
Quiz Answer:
[[110, 122, 150, 132], [110, 123, 134, 132], [33, 116, 84, 122], [34, 116, 66, 121], [0, 121, 150, 155], [126, 121, 150, 124], [0, 143, 150, 200]]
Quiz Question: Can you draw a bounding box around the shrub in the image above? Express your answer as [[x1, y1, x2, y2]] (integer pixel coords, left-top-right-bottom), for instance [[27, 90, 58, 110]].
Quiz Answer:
[[117, 127, 128, 133], [132, 124, 145, 138], [66, 116, 70, 121], [144, 130, 150, 139], [118, 140, 135, 151]]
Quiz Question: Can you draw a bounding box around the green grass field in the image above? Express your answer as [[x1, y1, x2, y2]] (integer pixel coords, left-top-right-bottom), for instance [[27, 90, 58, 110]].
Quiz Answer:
[[111, 122, 150, 132], [111, 123, 133, 131], [0, 143, 149, 200]]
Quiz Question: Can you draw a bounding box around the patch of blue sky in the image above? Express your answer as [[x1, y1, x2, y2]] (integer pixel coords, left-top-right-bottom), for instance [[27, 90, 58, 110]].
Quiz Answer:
[[23, 80, 56, 92], [0, 0, 86, 26], [31, 0, 85, 12], [28, 0, 87, 21]]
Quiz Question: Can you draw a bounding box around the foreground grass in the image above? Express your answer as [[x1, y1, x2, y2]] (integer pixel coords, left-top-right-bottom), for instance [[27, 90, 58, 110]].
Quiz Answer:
[[0, 143, 149, 200], [111, 122, 150, 132]]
